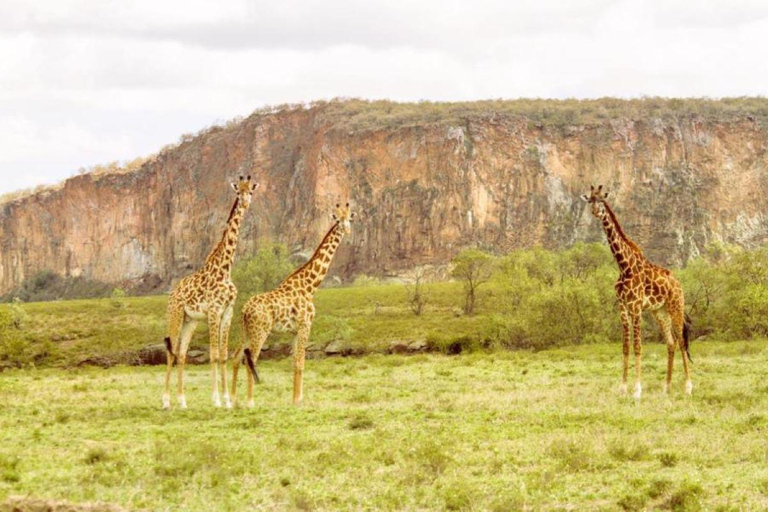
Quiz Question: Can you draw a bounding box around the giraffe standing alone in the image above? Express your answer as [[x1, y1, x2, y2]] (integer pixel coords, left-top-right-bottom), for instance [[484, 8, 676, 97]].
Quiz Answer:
[[231, 203, 356, 406], [581, 185, 692, 399], [163, 175, 259, 409]]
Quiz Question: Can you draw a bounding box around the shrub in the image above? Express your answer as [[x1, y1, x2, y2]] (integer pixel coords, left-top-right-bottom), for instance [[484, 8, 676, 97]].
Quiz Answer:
[[110, 288, 127, 309], [232, 241, 295, 296]]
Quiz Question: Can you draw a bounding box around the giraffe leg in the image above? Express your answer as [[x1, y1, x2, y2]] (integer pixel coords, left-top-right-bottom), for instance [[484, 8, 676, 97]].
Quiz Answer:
[[653, 308, 675, 394], [176, 317, 197, 409], [631, 311, 642, 400], [292, 321, 311, 405], [208, 308, 223, 408], [245, 328, 270, 408], [218, 304, 234, 409], [164, 306, 183, 409], [670, 302, 692, 395], [619, 306, 631, 395], [231, 346, 244, 407]]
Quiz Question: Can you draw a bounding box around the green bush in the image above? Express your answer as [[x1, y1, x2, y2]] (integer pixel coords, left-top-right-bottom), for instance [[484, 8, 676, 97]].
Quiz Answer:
[[679, 244, 768, 340], [232, 241, 295, 296]]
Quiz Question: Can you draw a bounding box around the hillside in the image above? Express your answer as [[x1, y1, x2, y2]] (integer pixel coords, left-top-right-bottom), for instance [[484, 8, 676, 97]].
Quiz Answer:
[[2, 98, 768, 294]]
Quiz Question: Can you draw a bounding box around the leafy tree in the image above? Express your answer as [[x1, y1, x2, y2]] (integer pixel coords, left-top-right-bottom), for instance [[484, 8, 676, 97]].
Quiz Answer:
[[451, 249, 493, 315], [232, 242, 295, 296]]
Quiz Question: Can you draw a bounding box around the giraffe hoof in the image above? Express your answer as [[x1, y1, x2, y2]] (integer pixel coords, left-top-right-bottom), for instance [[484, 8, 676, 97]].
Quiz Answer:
[[246, 399, 255, 408], [663, 383, 670, 394], [178, 395, 187, 409], [685, 381, 693, 395], [619, 383, 628, 395], [162, 394, 171, 410], [633, 383, 642, 400], [223, 395, 232, 409]]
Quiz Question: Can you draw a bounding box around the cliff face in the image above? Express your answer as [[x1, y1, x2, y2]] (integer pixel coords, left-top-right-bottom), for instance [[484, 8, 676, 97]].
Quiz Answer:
[[2, 101, 768, 294]]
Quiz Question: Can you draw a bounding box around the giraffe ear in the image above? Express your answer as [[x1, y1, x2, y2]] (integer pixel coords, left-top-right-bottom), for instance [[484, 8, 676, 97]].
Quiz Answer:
[[603, 192, 610, 200], [251, 182, 259, 192], [331, 213, 338, 221], [349, 212, 357, 221], [231, 182, 238, 192], [580, 194, 589, 202]]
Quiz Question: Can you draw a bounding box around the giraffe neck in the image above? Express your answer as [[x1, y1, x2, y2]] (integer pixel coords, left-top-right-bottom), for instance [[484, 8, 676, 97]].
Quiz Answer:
[[282, 223, 344, 295], [599, 202, 643, 274], [205, 198, 247, 274]]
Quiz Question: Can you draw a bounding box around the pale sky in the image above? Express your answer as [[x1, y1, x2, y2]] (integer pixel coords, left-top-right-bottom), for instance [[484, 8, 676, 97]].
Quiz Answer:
[[1, 0, 767, 196]]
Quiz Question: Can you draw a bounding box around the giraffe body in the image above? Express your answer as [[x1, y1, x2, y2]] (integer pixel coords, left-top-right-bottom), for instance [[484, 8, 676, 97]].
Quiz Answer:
[[582, 185, 692, 399], [232, 203, 355, 406], [163, 176, 258, 409]]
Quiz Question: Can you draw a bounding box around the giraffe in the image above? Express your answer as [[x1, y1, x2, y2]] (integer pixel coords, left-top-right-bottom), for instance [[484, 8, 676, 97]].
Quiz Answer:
[[163, 175, 259, 410], [581, 185, 692, 399], [231, 202, 356, 406]]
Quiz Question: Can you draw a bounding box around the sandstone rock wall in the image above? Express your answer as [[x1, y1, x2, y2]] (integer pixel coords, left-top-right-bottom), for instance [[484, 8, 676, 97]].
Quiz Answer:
[[2, 102, 767, 294]]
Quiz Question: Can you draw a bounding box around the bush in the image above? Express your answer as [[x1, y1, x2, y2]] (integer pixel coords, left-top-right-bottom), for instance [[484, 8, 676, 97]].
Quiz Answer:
[[679, 244, 768, 339], [232, 241, 295, 296], [489, 243, 619, 350], [110, 288, 127, 309]]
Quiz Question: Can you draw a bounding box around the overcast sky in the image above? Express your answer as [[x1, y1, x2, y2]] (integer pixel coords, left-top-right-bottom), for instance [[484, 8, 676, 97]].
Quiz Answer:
[[1, 0, 767, 196]]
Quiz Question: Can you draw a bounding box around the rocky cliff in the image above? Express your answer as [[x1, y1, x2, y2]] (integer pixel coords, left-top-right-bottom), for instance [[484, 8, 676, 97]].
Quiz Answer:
[[2, 99, 768, 294]]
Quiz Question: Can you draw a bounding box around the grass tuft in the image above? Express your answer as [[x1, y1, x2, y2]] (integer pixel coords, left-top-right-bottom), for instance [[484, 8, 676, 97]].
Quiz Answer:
[[657, 451, 679, 467], [609, 441, 650, 462], [667, 481, 704, 511], [348, 414, 374, 431]]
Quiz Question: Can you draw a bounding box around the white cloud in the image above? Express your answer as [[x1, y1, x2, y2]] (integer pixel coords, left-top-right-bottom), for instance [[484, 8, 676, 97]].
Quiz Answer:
[[0, 0, 767, 195]]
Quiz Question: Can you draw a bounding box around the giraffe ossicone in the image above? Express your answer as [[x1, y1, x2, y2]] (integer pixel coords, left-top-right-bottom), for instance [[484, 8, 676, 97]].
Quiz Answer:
[[231, 202, 357, 406], [583, 185, 692, 399], [163, 175, 259, 409]]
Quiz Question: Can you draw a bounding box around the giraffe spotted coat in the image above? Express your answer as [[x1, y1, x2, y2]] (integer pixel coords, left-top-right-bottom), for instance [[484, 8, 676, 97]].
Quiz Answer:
[[232, 203, 355, 406], [582, 185, 692, 399]]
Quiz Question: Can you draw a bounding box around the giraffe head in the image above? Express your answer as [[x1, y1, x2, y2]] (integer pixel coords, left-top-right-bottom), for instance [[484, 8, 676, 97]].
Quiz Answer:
[[331, 202, 357, 235], [580, 184, 610, 219], [230, 175, 259, 209]]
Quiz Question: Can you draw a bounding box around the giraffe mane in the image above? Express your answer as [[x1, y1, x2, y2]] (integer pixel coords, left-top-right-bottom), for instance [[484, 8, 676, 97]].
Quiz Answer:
[[204, 197, 241, 265], [281, 222, 340, 284], [226, 197, 240, 224], [602, 201, 643, 255]]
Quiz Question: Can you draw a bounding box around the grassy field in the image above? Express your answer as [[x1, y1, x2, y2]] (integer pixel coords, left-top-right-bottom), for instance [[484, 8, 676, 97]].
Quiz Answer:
[[1, 282, 525, 367], [1, 340, 767, 510]]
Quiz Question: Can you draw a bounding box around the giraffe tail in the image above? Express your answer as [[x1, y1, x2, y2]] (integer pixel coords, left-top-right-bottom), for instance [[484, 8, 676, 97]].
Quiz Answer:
[[243, 348, 260, 383], [683, 313, 693, 364], [164, 336, 177, 366]]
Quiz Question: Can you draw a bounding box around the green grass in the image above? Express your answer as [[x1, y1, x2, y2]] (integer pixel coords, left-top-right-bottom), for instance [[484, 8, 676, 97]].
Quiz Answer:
[[1, 341, 767, 510], [0, 282, 514, 367]]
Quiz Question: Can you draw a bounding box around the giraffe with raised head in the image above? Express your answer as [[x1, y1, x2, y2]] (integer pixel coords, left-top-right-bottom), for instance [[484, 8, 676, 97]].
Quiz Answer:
[[163, 175, 259, 410], [581, 185, 692, 399], [231, 202, 356, 406]]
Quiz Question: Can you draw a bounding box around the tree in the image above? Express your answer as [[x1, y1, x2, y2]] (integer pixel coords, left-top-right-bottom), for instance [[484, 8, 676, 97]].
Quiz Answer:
[[451, 249, 494, 315], [232, 242, 295, 296], [405, 268, 430, 316]]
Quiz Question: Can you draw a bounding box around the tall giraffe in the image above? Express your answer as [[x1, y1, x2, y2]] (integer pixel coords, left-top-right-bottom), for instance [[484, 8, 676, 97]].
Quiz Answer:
[[231, 202, 356, 406], [163, 175, 259, 410], [581, 185, 692, 399]]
